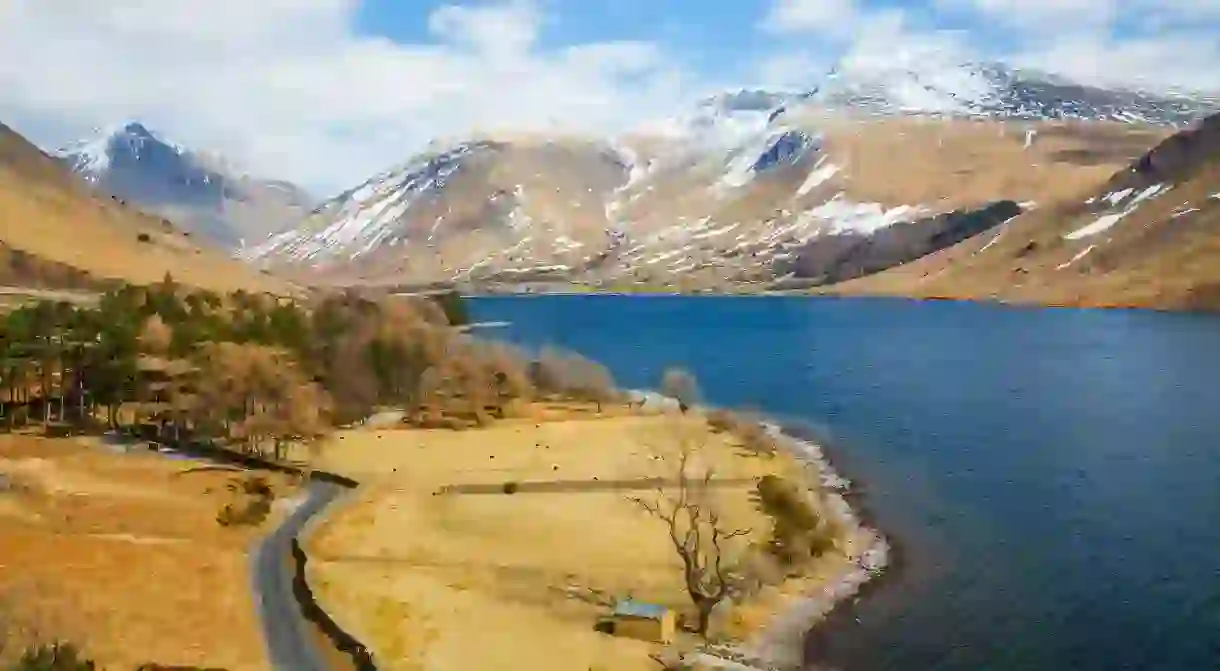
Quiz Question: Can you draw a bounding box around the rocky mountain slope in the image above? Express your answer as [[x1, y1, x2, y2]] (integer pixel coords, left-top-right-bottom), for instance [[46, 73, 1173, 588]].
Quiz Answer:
[[0, 121, 298, 295], [244, 62, 1215, 291], [786, 60, 1215, 125], [831, 113, 1220, 310], [58, 122, 313, 249]]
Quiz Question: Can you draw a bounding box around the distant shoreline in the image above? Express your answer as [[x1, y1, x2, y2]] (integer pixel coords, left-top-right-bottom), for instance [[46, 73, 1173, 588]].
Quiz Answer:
[[454, 320, 511, 332], [463, 288, 1216, 315]]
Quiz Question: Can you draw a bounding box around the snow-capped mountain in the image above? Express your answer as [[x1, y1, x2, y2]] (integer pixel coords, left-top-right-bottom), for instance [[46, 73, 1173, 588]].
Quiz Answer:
[[57, 122, 314, 249], [778, 60, 1218, 125], [245, 61, 1218, 290], [242, 137, 628, 284]]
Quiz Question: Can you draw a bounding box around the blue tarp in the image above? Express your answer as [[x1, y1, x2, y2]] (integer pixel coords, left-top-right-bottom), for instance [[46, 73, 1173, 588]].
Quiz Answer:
[[612, 599, 667, 619]]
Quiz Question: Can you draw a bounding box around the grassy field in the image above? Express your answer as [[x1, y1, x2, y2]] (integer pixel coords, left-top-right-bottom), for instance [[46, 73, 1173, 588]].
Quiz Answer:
[[306, 405, 841, 671], [0, 434, 301, 670]]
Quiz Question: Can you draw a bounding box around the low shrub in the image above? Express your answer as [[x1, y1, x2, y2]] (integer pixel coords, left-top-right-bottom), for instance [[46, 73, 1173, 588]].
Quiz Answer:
[[501, 481, 519, 495], [705, 408, 737, 433], [216, 497, 271, 527], [12, 642, 96, 671], [706, 409, 776, 456], [756, 475, 838, 566], [217, 476, 274, 527]]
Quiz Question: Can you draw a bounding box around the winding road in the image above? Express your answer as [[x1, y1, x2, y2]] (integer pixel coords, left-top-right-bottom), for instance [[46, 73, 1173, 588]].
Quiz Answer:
[[251, 480, 346, 671]]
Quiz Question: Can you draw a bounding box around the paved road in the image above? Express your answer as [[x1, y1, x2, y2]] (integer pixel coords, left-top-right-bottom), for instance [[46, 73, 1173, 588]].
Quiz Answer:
[[252, 480, 344, 671]]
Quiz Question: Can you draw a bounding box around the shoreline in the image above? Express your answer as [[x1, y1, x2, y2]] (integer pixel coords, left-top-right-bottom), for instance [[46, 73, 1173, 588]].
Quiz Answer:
[[625, 392, 892, 671], [778, 423, 904, 670], [701, 422, 891, 671], [465, 288, 1218, 315]]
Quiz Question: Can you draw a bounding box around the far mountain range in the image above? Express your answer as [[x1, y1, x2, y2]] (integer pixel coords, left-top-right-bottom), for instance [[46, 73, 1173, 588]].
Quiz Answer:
[[42, 59, 1220, 309]]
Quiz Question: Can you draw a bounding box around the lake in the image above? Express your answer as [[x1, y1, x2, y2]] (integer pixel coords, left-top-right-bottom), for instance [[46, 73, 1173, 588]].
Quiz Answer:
[[470, 295, 1220, 671]]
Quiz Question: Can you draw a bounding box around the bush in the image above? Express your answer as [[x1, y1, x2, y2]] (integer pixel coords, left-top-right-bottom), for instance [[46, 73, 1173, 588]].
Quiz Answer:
[[241, 476, 273, 498], [428, 290, 470, 326], [529, 347, 617, 406], [136, 233, 152, 243], [706, 408, 736, 433], [217, 477, 274, 527], [660, 368, 700, 412], [706, 409, 776, 456], [501, 481, 519, 494], [12, 642, 96, 671], [756, 475, 837, 566]]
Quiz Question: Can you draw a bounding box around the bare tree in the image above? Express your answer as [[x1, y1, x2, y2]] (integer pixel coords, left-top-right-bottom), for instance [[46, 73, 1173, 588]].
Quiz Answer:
[[660, 367, 700, 413], [629, 427, 749, 637]]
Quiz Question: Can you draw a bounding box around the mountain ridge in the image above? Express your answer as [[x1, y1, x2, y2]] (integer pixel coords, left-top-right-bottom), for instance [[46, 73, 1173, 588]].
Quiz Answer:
[[0, 120, 298, 295], [244, 60, 1201, 291], [153, 61, 1220, 307], [56, 122, 314, 249], [827, 111, 1220, 310]]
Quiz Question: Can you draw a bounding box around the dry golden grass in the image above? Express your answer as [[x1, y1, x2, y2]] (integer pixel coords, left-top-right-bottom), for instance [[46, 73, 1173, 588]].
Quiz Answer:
[[828, 158, 1220, 310], [0, 123, 299, 296], [812, 115, 1166, 210], [306, 408, 818, 671], [0, 434, 300, 670]]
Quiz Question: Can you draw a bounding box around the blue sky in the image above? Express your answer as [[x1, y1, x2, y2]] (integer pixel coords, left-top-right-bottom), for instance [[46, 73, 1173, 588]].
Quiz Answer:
[[1, 0, 1218, 192], [353, 0, 783, 80]]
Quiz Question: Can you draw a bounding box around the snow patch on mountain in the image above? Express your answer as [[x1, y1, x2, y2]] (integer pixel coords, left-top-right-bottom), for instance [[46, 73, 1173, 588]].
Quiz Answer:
[[717, 128, 820, 190], [244, 141, 490, 263], [58, 121, 188, 180], [782, 60, 1219, 125], [58, 121, 312, 248], [1064, 183, 1170, 240], [801, 195, 925, 235], [1057, 244, 1097, 269], [797, 159, 840, 197]]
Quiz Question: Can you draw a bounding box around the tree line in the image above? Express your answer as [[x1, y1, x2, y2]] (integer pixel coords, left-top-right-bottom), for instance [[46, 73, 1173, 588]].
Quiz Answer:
[[0, 274, 617, 460]]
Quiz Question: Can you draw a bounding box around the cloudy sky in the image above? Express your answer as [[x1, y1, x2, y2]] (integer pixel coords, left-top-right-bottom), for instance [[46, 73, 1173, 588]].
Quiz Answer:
[[1, 0, 1218, 194]]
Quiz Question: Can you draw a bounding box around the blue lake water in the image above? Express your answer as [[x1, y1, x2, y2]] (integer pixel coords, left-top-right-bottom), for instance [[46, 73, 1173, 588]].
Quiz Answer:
[[471, 295, 1220, 671]]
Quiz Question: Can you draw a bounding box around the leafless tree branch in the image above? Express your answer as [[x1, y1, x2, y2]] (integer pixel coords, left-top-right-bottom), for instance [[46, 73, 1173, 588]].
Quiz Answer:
[[629, 419, 750, 636]]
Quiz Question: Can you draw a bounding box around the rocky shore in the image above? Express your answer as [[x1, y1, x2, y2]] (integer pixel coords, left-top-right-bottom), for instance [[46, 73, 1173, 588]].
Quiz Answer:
[[688, 422, 891, 671], [623, 390, 891, 670]]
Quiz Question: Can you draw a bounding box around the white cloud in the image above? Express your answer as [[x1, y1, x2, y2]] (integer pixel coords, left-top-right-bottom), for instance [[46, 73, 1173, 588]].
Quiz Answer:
[[0, 0, 703, 193], [1010, 34, 1220, 93], [2, 0, 1218, 198], [761, 0, 859, 34], [759, 0, 1220, 96], [938, 0, 1117, 31]]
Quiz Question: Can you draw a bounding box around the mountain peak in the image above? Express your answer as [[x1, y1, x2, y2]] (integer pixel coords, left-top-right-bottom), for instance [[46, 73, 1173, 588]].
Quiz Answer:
[[55, 121, 312, 249], [115, 120, 154, 137], [57, 120, 186, 179]]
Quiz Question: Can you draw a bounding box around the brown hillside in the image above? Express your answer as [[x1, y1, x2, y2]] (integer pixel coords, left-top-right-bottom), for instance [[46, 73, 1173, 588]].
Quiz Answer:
[[828, 114, 1220, 311], [0, 122, 298, 295], [250, 116, 1167, 290]]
